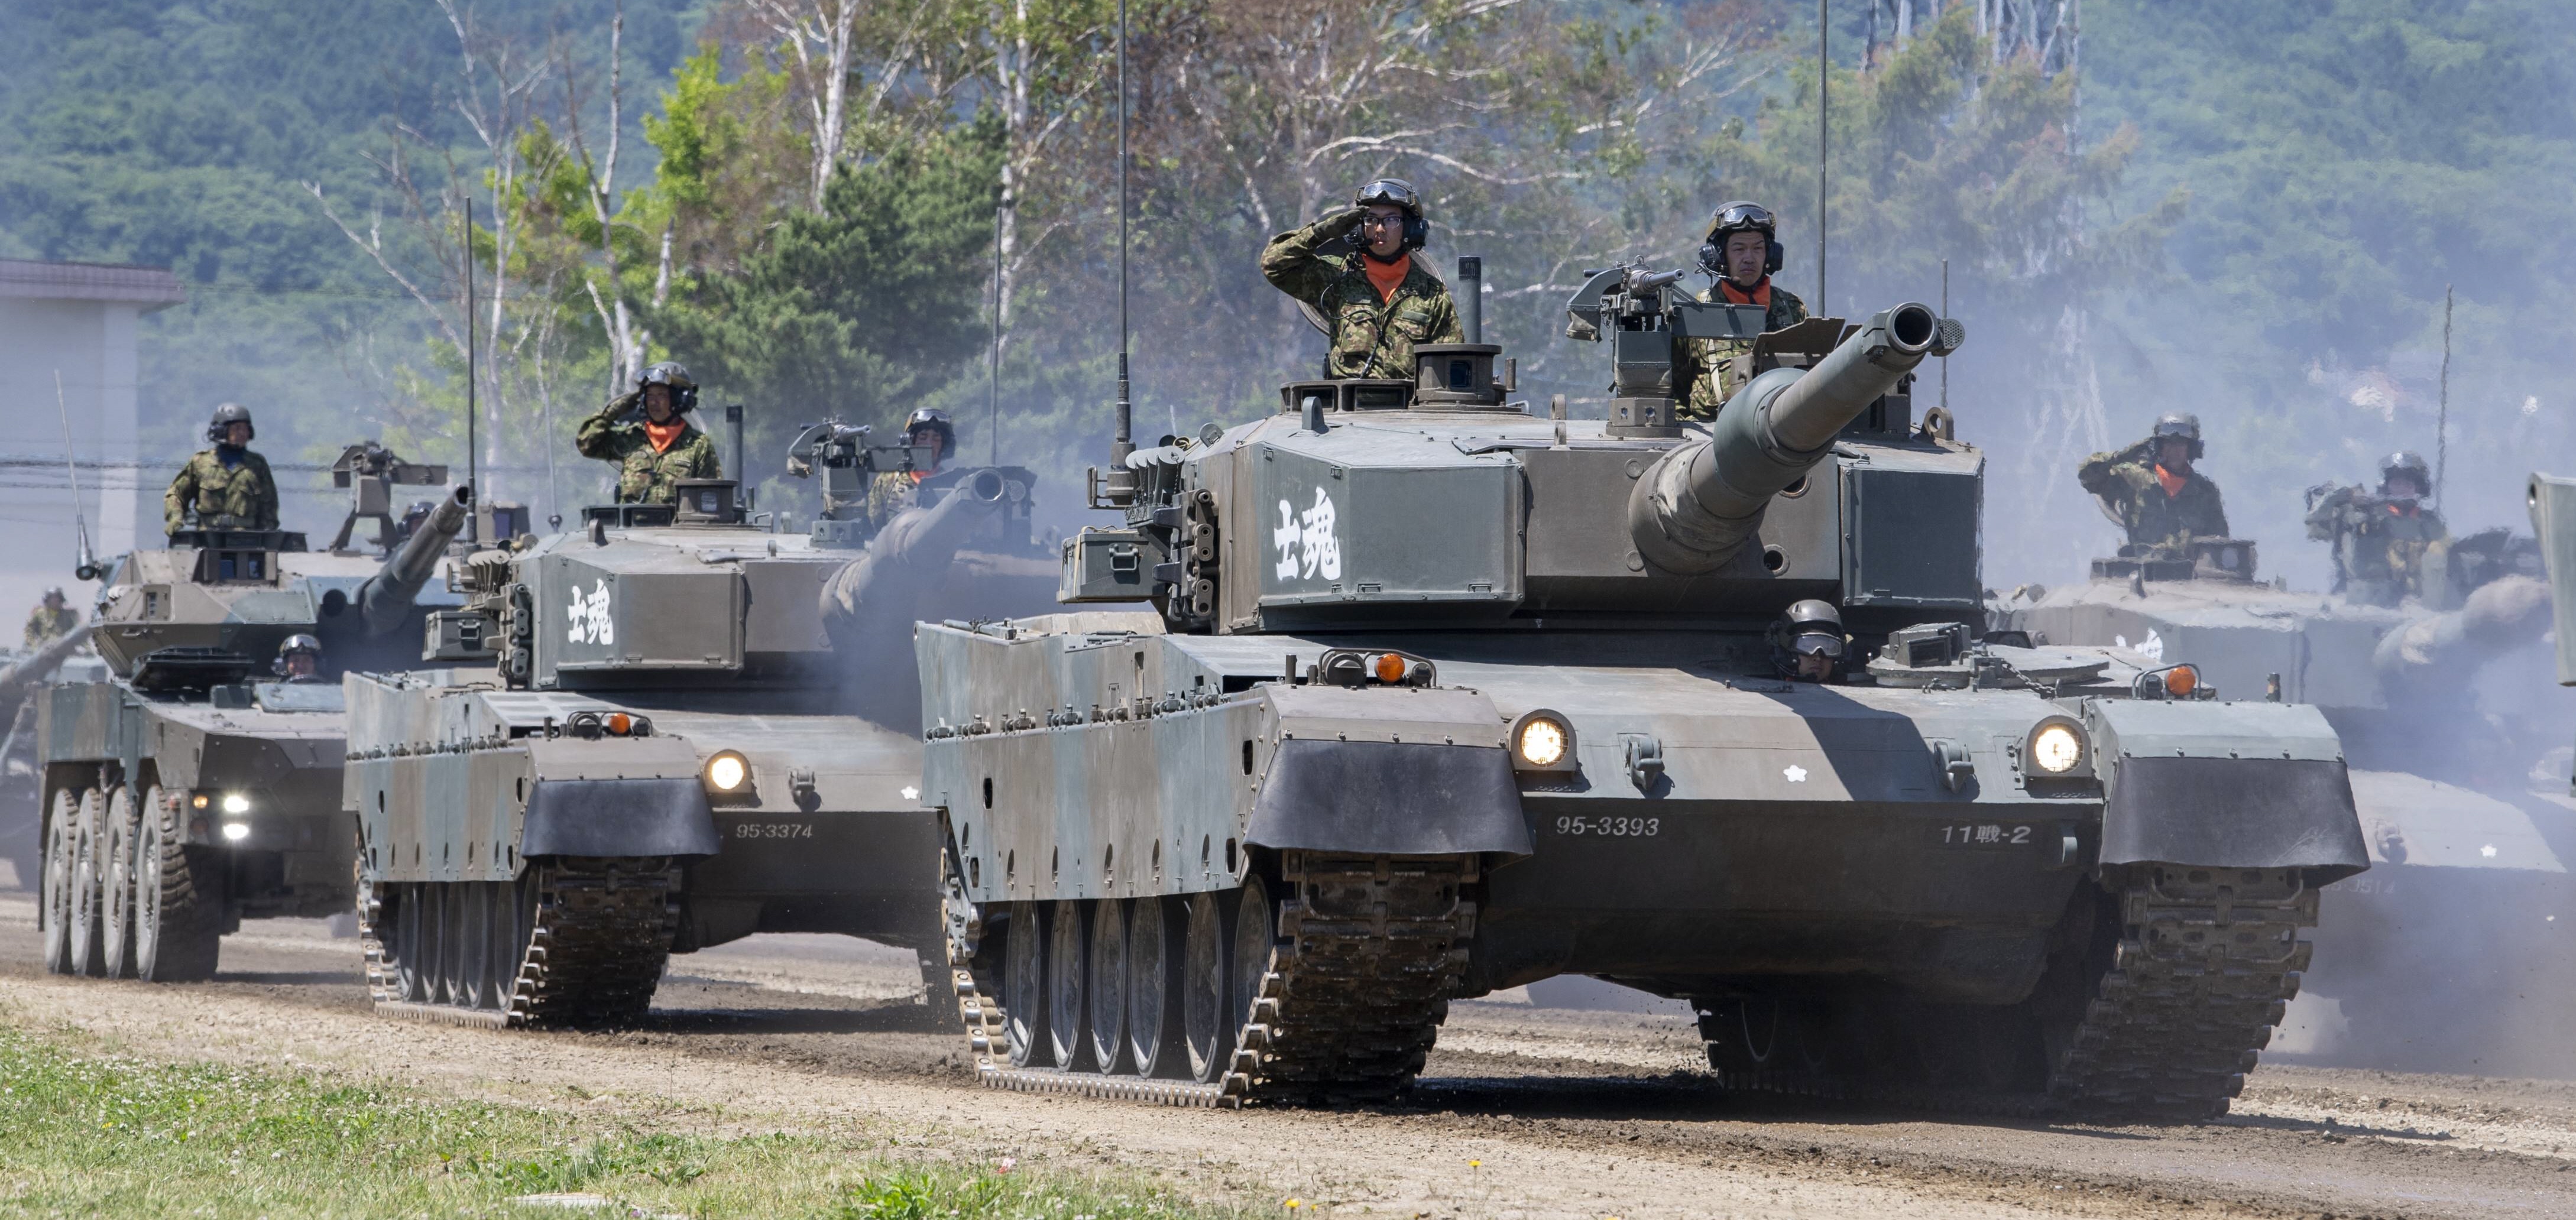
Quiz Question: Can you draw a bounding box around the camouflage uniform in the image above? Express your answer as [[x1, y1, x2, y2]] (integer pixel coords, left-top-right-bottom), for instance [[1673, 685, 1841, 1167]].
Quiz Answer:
[[164, 447, 280, 534], [1259, 207, 1463, 379], [1681, 280, 1809, 418], [23, 604, 77, 649], [2306, 487, 2451, 606], [2078, 441, 2230, 556], [865, 469, 925, 531], [575, 391, 722, 504]]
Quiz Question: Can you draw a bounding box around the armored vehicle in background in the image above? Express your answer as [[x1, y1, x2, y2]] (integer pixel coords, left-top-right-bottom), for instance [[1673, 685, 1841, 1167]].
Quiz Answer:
[[919, 262, 2368, 1117], [345, 442, 1055, 1028], [30, 448, 468, 982], [2, 630, 106, 889], [2001, 517, 2566, 1071]]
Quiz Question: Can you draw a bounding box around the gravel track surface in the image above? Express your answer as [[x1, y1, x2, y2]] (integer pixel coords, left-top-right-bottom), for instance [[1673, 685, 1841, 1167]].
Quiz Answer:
[[4, 893, 2574, 1218]]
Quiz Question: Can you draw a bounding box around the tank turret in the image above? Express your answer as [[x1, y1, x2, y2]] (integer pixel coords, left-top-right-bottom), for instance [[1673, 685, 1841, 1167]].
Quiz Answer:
[[357, 485, 470, 635]]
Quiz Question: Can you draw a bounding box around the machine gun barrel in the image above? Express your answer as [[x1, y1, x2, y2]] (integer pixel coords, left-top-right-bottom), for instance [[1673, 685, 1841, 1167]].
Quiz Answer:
[[358, 485, 470, 635], [1629, 301, 1946, 574]]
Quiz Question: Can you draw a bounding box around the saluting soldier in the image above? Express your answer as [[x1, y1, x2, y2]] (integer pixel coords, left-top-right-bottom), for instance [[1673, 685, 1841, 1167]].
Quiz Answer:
[[1260, 178, 1463, 379], [575, 362, 722, 505], [1682, 201, 1810, 417], [165, 403, 280, 535], [2078, 414, 2231, 557], [866, 408, 955, 530]]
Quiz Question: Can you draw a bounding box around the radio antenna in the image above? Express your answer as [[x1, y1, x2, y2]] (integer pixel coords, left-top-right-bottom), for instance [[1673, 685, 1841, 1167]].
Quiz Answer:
[[54, 369, 98, 580], [1103, 0, 1136, 507], [464, 196, 480, 541]]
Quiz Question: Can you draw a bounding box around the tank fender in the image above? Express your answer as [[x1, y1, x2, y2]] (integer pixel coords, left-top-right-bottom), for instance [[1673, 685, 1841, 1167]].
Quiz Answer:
[[2084, 699, 2367, 880], [1248, 684, 1532, 856], [520, 736, 720, 858]]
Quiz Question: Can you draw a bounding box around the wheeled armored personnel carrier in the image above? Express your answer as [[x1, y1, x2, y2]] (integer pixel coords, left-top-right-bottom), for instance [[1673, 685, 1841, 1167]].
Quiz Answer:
[[2000, 512, 2566, 1070], [30, 448, 468, 982], [344, 443, 1055, 1028], [919, 264, 2369, 1117]]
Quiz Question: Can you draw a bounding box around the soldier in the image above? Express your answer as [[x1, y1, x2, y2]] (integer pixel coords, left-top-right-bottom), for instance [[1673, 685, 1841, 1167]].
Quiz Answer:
[[575, 362, 722, 505], [164, 403, 280, 535], [866, 408, 955, 530], [1260, 177, 1463, 379], [2078, 413, 2230, 557], [273, 634, 324, 682], [1682, 201, 1810, 417], [2306, 450, 2451, 606], [22, 588, 76, 649], [1771, 599, 1848, 683]]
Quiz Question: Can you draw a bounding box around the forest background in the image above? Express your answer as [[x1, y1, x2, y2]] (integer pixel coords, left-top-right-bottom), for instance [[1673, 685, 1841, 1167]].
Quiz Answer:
[[2, 0, 2571, 590]]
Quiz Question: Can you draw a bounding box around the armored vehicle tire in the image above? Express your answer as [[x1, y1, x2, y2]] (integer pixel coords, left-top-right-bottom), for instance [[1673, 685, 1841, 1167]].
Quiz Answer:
[[39, 786, 76, 974], [955, 852, 1475, 1108], [134, 785, 224, 982], [101, 784, 140, 979], [362, 859, 677, 1029], [67, 787, 108, 977], [1692, 865, 2315, 1120]]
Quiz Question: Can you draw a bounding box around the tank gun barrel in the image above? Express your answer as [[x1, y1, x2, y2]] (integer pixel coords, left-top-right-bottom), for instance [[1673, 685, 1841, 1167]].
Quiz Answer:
[[0, 624, 92, 715], [358, 485, 470, 635], [1629, 301, 1948, 574], [819, 469, 1014, 634]]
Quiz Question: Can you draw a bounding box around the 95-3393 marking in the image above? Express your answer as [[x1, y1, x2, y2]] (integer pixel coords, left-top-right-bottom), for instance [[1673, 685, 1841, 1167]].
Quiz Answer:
[[1554, 815, 1660, 838]]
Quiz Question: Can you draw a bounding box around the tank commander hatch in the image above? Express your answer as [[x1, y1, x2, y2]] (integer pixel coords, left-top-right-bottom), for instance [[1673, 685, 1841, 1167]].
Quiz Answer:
[[865, 407, 955, 530], [1771, 599, 1848, 684], [1260, 177, 1463, 379], [2078, 413, 2230, 557], [24, 587, 77, 649], [1683, 200, 1810, 417], [165, 403, 280, 536], [2306, 450, 2451, 607], [576, 361, 721, 505]]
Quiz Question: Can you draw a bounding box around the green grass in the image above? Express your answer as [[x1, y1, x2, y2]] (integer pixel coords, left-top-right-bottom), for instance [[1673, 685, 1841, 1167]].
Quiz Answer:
[[0, 1024, 1242, 1218]]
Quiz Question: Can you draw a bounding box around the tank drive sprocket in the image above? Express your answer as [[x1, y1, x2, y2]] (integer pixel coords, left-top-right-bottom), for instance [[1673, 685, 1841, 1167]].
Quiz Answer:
[[360, 858, 679, 1029]]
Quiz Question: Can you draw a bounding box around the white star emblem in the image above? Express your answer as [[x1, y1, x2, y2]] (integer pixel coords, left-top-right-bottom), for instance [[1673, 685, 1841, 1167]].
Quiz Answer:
[[900, 786, 920, 802], [1783, 765, 1808, 783], [2481, 844, 2498, 858]]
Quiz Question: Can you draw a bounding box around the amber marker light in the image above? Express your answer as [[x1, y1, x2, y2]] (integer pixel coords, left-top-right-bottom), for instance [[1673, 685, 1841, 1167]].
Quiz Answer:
[[2163, 664, 2199, 698], [607, 712, 633, 736], [1372, 652, 1408, 684]]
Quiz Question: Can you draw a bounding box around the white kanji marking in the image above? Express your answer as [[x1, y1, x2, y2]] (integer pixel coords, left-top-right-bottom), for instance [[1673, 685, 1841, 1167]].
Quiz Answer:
[[1272, 499, 1302, 579], [1271, 488, 1343, 582], [566, 578, 614, 645], [1975, 824, 2002, 844]]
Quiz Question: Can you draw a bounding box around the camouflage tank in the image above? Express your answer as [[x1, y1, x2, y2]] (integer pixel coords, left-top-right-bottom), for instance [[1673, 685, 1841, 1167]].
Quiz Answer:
[[342, 437, 1055, 1028], [2001, 507, 2566, 1070], [919, 262, 2368, 1117], [30, 446, 468, 981]]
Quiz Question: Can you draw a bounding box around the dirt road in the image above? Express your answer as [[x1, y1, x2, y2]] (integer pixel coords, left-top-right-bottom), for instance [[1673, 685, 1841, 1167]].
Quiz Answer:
[[2, 893, 2572, 1219]]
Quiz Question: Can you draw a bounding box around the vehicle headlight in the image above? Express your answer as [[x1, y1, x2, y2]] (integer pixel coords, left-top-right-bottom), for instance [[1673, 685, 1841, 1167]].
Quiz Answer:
[[1513, 713, 1571, 770], [221, 793, 251, 815], [705, 751, 750, 793], [220, 822, 251, 842], [2029, 723, 2085, 774]]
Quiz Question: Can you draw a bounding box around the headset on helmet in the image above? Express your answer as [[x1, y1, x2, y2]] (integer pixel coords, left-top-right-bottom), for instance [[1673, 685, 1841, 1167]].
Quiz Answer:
[[2380, 450, 2432, 496], [1353, 178, 1429, 254], [902, 407, 956, 460], [2150, 412, 2205, 461], [206, 402, 255, 444], [637, 362, 700, 413], [1697, 201, 1786, 281]]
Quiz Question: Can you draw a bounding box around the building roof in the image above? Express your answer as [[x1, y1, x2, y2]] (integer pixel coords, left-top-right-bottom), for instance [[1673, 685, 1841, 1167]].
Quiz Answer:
[[0, 259, 187, 310]]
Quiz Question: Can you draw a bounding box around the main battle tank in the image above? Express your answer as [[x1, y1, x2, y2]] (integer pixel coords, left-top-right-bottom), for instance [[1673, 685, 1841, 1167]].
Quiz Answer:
[[344, 442, 1055, 1028], [30, 446, 469, 981], [920, 262, 2368, 1117], [2001, 512, 2566, 1070]]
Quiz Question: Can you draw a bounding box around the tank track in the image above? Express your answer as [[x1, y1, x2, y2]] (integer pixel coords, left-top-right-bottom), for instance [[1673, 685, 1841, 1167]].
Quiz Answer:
[[361, 859, 679, 1030], [1698, 865, 2316, 1121], [950, 849, 1476, 1108]]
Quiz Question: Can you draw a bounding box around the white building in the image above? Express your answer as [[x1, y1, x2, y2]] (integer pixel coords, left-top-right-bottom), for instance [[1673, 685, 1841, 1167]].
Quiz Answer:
[[0, 259, 186, 631]]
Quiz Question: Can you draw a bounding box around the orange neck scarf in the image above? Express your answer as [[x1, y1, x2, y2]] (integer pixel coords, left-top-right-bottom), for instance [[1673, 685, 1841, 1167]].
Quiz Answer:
[[2153, 464, 2188, 497], [643, 418, 686, 453], [1363, 255, 1409, 303], [1718, 277, 1774, 307]]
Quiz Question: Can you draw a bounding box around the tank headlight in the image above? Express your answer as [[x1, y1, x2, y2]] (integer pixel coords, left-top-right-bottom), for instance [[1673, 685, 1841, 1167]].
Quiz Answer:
[[2028, 723, 2086, 774], [221, 793, 251, 815], [705, 751, 751, 793], [220, 822, 251, 842], [1509, 710, 1575, 772]]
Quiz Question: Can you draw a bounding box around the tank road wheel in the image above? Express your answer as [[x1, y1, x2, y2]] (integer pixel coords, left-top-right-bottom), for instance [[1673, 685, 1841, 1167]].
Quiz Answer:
[[392, 885, 428, 1001], [490, 878, 532, 1008], [1088, 898, 1130, 1074], [1699, 998, 1843, 1091], [1226, 873, 1275, 1078], [67, 787, 108, 976], [39, 786, 77, 974], [1003, 901, 1048, 1067], [1126, 895, 1182, 1078], [365, 862, 674, 1028], [449, 881, 491, 1009], [132, 783, 223, 982], [1180, 891, 1230, 1083], [1046, 899, 1093, 1071], [101, 784, 141, 979]]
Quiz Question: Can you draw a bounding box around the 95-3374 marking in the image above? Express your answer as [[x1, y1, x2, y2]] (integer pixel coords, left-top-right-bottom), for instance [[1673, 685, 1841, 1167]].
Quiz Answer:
[[734, 822, 815, 840]]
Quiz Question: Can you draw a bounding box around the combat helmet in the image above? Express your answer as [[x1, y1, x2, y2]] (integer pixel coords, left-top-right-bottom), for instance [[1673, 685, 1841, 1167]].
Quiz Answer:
[[2380, 450, 2432, 499], [1699, 200, 1784, 279], [637, 362, 699, 413], [901, 407, 956, 462], [1352, 179, 1429, 254], [273, 632, 323, 678], [2150, 412, 2204, 460], [206, 402, 255, 444], [1770, 598, 1847, 677]]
